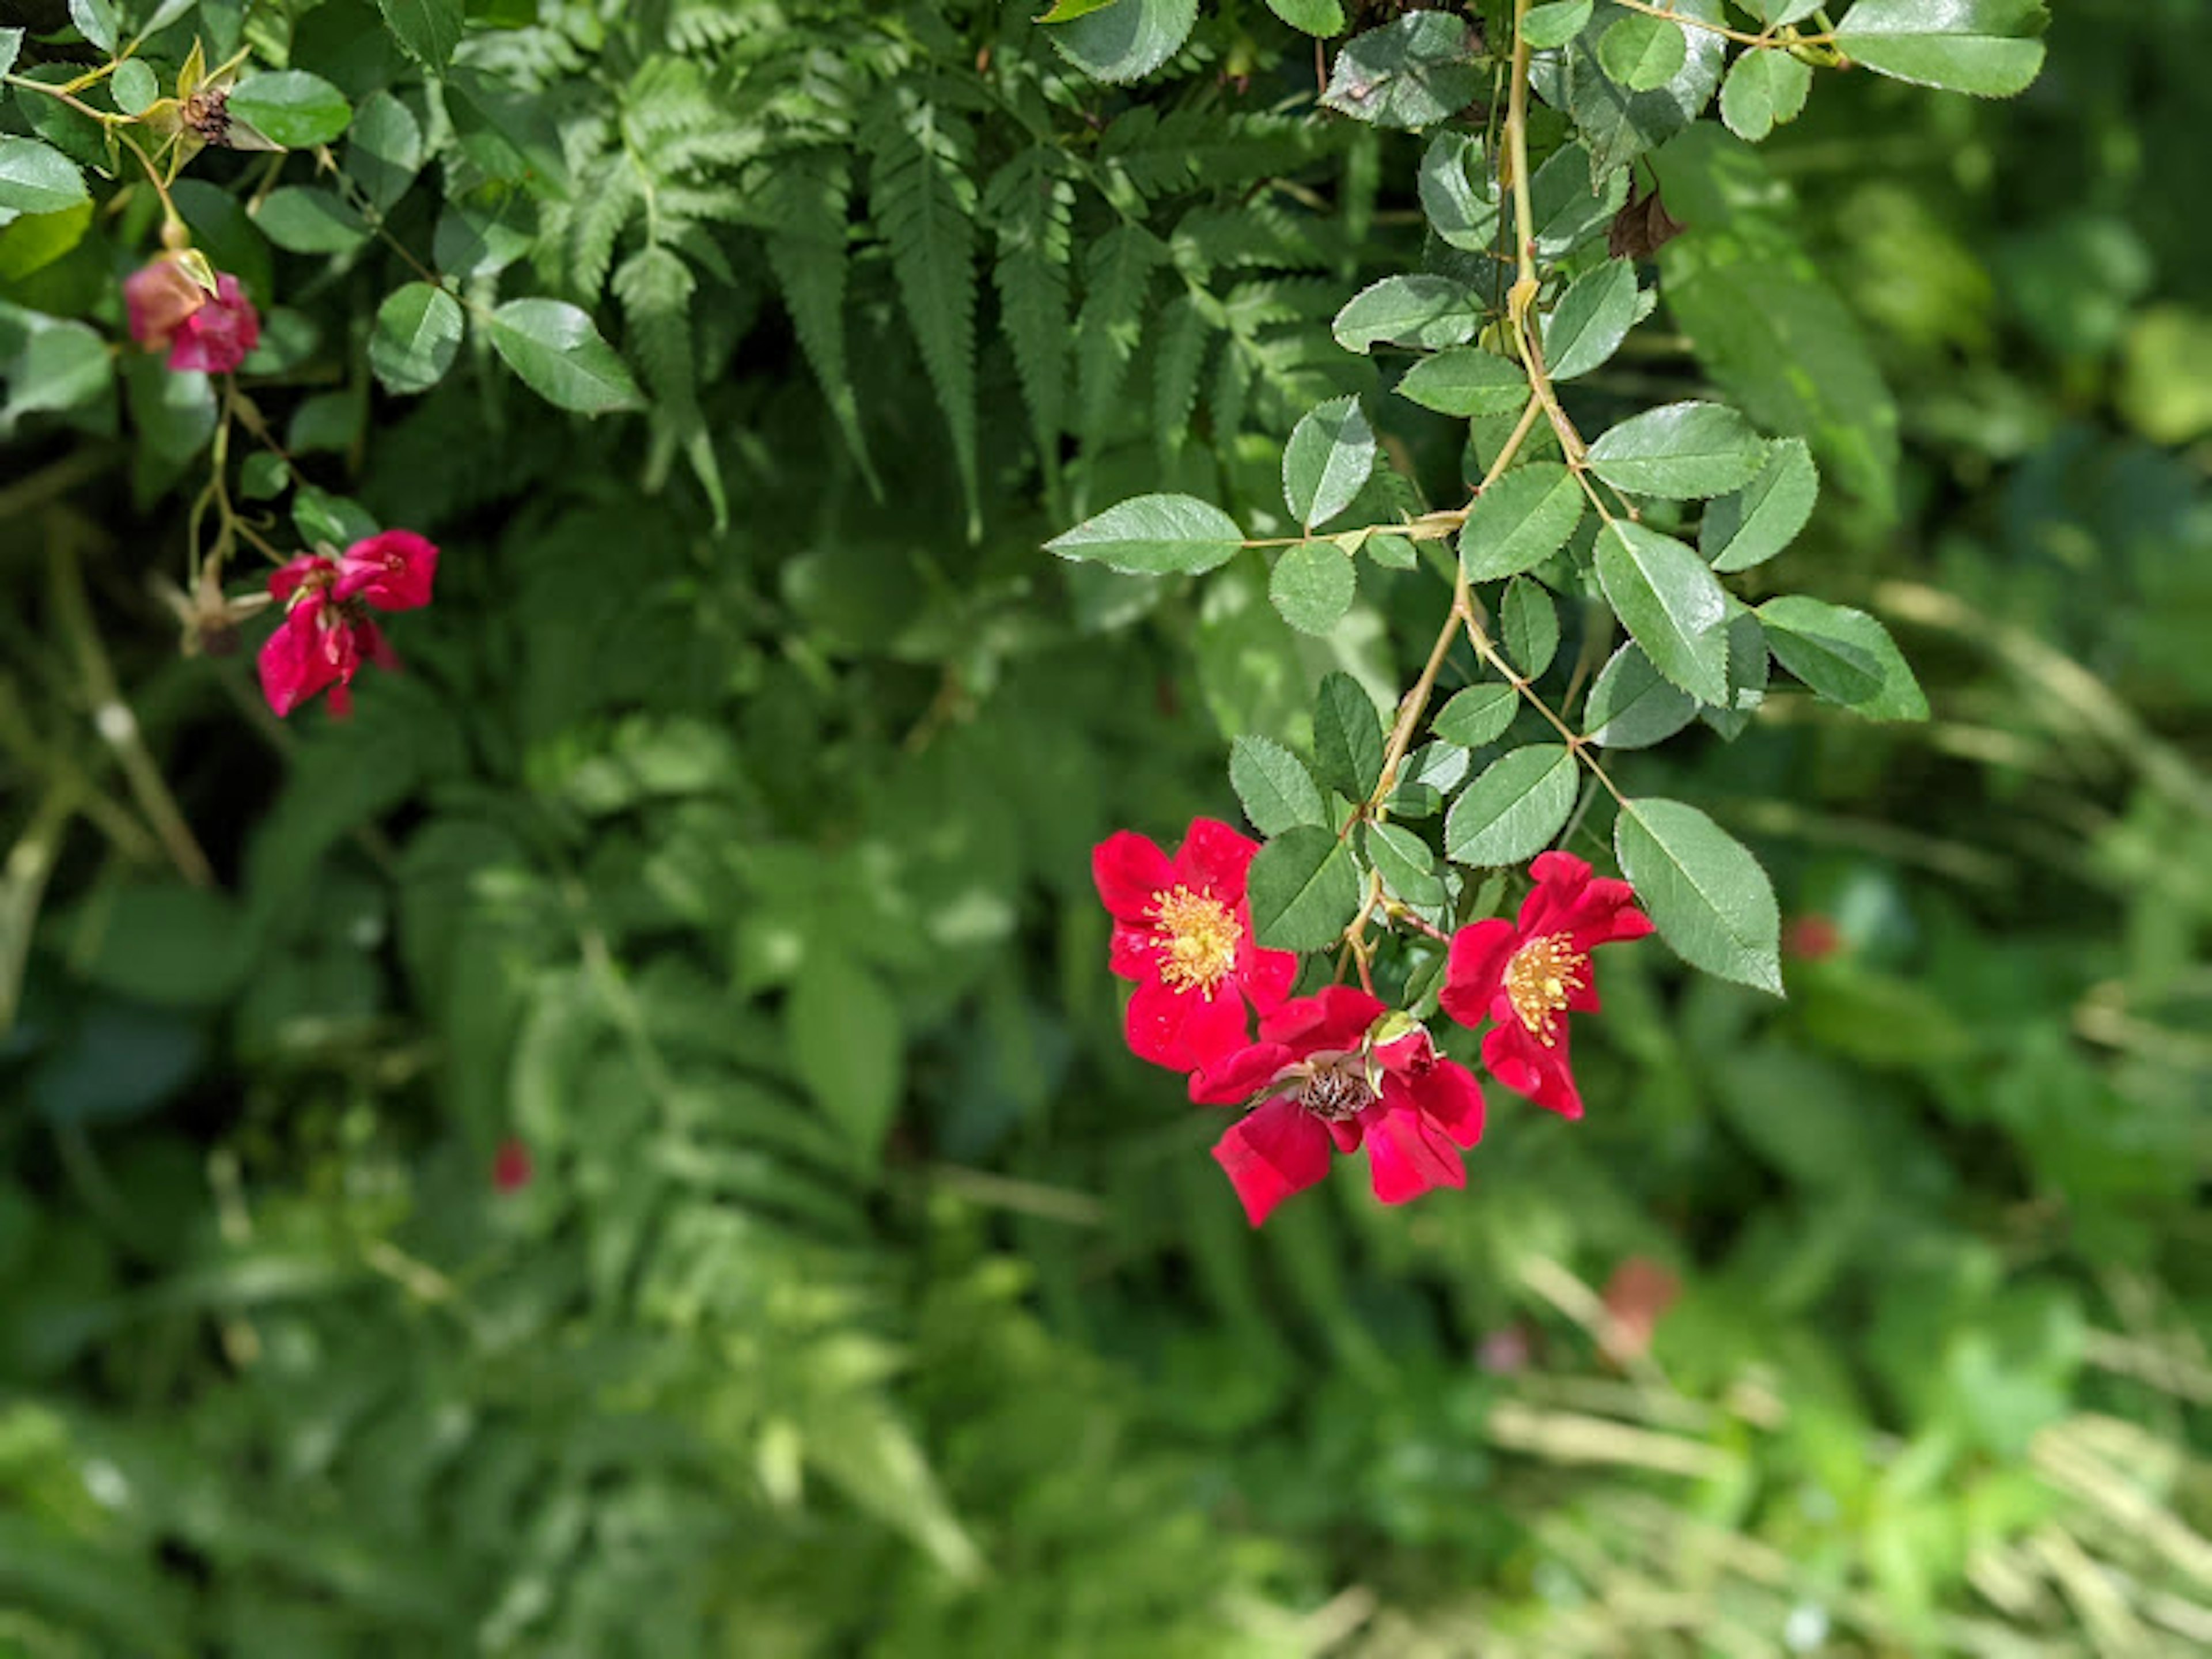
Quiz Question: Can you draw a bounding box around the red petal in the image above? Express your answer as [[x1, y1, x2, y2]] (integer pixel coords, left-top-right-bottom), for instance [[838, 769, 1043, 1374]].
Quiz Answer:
[[1108, 921, 1158, 983], [1440, 919, 1517, 1029], [1234, 936, 1300, 1012], [1364, 1104, 1466, 1204], [1407, 1058, 1485, 1149], [257, 604, 341, 717], [335, 529, 440, 611], [1211, 1096, 1334, 1226], [1481, 1021, 1582, 1119], [1258, 985, 1384, 1056], [1190, 1042, 1296, 1105], [268, 554, 336, 602], [1173, 817, 1260, 899], [1093, 831, 1175, 923], [1126, 976, 1250, 1072]]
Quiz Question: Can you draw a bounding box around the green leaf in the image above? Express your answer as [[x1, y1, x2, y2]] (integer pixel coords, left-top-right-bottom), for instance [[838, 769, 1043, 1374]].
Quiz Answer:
[[1445, 744, 1578, 867], [377, 0, 465, 70], [1833, 0, 2048, 98], [1313, 671, 1384, 800], [1075, 221, 1165, 454], [1615, 797, 1782, 994], [1267, 0, 1345, 35], [1270, 540, 1358, 635], [1396, 346, 1526, 416], [1365, 821, 1445, 906], [1037, 0, 1122, 18], [1740, 0, 1825, 20], [1321, 10, 1484, 129], [1282, 395, 1376, 528], [1597, 13, 1688, 90], [346, 91, 425, 213], [369, 282, 463, 395], [1502, 577, 1560, 678], [986, 147, 1074, 454], [0, 29, 21, 81], [1702, 604, 1771, 739], [252, 186, 368, 254], [70, 883, 249, 1009], [1230, 735, 1327, 835], [1050, 0, 1198, 84], [1460, 463, 1582, 582], [1528, 141, 1629, 259], [1584, 643, 1697, 748], [2, 316, 108, 425], [1587, 400, 1767, 498], [291, 486, 377, 547], [1523, 0, 1594, 50], [1046, 493, 1243, 576], [238, 451, 287, 500], [1393, 741, 1469, 816], [67, 0, 115, 54], [109, 59, 158, 116], [229, 71, 354, 149], [1718, 46, 1813, 143], [1756, 596, 1929, 720], [1558, 0, 1728, 177], [1416, 132, 1500, 252], [1332, 275, 1481, 354], [1433, 683, 1517, 748], [1543, 257, 1638, 381], [0, 139, 88, 217], [1595, 521, 1730, 704], [445, 69, 569, 195], [1702, 437, 1819, 572], [484, 298, 644, 415], [788, 947, 904, 1173], [1247, 824, 1361, 951], [763, 153, 874, 488]]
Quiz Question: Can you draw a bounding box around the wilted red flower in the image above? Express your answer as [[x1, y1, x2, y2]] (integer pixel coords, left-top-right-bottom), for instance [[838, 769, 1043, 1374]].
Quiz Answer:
[[1191, 986, 1484, 1226], [1093, 818, 1298, 1071], [256, 531, 440, 717], [124, 252, 260, 373], [491, 1137, 533, 1192], [1438, 851, 1652, 1119], [1784, 914, 1843, 961]]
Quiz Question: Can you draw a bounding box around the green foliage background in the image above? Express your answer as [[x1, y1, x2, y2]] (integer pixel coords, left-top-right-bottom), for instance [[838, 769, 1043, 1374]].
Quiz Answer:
[[2, 1, 2209, 1654]]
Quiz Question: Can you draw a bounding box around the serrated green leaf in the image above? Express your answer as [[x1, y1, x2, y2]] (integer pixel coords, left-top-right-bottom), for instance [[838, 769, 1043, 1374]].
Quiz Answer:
[[229, 71, 353, 148], [1270, 540, 1358, 635], [1502, 577, 1561, 679], [1543, 258, 1638, 381], [3, 316, 107, 423], [1702, 437, 1819, 571], [1833, 0, 2048, 98], [1445, 744, 1578, 866], [1524, 0, 1594, 50], [1321, 11, 1484, 129], [0, 29, 21, 81], [67, 0, 115, 53], [1397, 346, 1525, 416], [1416, 131, 1499, 252], [789, 947, 904, 1172], [1756, 596, 1928, 719], [484, 298, 643, 415], [346, 91, 423, 213], [1313, 671, 1384, 800], [1596, 521, 1730, 704], [1267, 0, 1346, 35], [1740, 0, 1825, 21], [238, 451, 287, 501], [764, 153, 876, 490], [1719, 46, 1813, 143], [1231, 735, 1327, 835], [1588, 400, 1767, 498], [987, 147, 1074, 454], [1461, 463, 1583, 582], [1433, 683, 1517, 748], [1283, 396, 1376, 528], [1247, 824, 1361, 952], [0, 139, 88, 216], [1701, 604, 1771, 740], [1365, 821, 1445, 906], [1528, 140, 1630, 259], [253, 186, 368, 254], [1615, 797, 1782, 994], [1050, 0, 1198, 84], [1397, 741, 1470, 810], [1047, 493, 1243, 575], [369, 282, 463, 395], [1037, 0, 1122, 18], [1584, 642, 1697, 748], [1333, 275, 1481, 354], [1076, 221, 1165, 452], [1598, 13, 1688, 90], [378, 0, 465, 70], [110, 59, 157, 116], [1560, 0, 1728, 177]]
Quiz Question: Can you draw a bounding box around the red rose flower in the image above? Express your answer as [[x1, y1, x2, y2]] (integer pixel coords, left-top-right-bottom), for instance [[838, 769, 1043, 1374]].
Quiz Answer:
[[1191, 986, 1485, 1226], [256, 531, 440, 717], [492, 1137, 534, 1193], [1092, 817, 1298, 1071], [124, 253, 260, 373], [1784, 913, 1843, 961], [1438, 851, 1652, 1120]]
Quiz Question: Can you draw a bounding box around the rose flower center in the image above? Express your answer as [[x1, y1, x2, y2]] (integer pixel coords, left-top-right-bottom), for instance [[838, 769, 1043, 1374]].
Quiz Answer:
[[1295, 1052, 1375, 1122], [1150, 885, 1241, 995], [1504, 931, 1587, 1044]]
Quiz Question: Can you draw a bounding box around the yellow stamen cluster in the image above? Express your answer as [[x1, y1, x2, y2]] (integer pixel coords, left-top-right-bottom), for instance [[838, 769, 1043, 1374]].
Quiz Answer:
[[1151, 885, 1241, 995], [1504, 932, 1587, 1046]]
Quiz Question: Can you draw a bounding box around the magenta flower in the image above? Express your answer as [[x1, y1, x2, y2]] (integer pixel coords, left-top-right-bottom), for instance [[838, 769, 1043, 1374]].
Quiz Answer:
[[256, 531, 440, 718], [124, 253, 260, 373]]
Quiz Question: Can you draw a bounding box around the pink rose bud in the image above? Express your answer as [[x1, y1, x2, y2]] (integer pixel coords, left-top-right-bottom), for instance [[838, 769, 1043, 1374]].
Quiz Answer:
[[124, 251, 260, 374]]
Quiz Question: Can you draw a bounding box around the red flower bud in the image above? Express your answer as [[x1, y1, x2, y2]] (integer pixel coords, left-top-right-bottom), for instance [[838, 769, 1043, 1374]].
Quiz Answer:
[[124, 251, 260, 374], [492, 1138, 534, 1192]]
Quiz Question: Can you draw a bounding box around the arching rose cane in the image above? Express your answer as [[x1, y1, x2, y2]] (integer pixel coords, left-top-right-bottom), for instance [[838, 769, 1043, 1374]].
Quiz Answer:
[[1092, 818, 1298, 1071], [256, 531, 440, 717], [1191, 986, 1485, 1227], [1438, 851, 1652, 1119]]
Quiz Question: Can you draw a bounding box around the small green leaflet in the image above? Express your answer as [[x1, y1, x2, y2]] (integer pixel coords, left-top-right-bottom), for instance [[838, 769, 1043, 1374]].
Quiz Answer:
[[1048, 0, 1199, 85], [1586, 400, 1768, 499], [1047, 493, 1243, 575], [1756, 596, 1928, 720], [1392, 741, 1469, 818], [1584, 642, 1696, 748], [1282, 396, 1376, 528], [1559, 0, 1729, 179], [1702, 438, 1819, 571], [254, 187, 369, 254], [2, 318, 107, 422], [1270, 540, 1358, 635], [67, 0, 115, 54], [1445, 744, 1578, 866], [1397, 347, 1526, 417], [1417, 132, 1499, 252], [229, 71, 355, 149], [1502, 577, 1560, 679], [1313, 671, 1384, 800], [1738, 0, 1825, 21], [1321, 11, 1485, 130], [347, 93, 427, 213], [1266, 0, 1346, 36], [111, 60, 159, 118], [1365, 822, 1445, 906], [1522, 0, 1594, 50], [0, 138, 89, 216], [1597, 14, 1688, 92], [788, 946, 904, 1173], [486, 299, 643, 415], [1702, 605, 1771, 740], [1036, 0, 1122, 18], [0, 28, 22, 81], [1719, 47, 1814, 143], [1230, 735, 1326, 835], [1832, 0, 2049, 99], [1543, 259, 1638, 381], [1615, 797, 1782, 994], [1460, 463, 1582, 582], [1247, 824, 1361, 952], [378, 0, 466, 71], [1333, 276, 1482, 354], [1595, 521, 1730, 704], [1528, 141, 1628, 260], [1433, 683, 1517, 749], [370, 283, 464, 395]]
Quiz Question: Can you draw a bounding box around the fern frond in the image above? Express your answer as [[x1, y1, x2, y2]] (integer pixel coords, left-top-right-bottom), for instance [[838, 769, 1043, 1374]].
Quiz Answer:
[[1170, 200, 1328, 276], [863, 82, 980, 531], [1075, 222, 1166, 452], [615, 244, 727, 529], [760, 150, 880, 494], [983, 146, 1074, 457], [569, 157, 643, 301], [1097, 108, 1339, 203], [1150, 292, 1213, 461], [1209, 334, 1252, 455]]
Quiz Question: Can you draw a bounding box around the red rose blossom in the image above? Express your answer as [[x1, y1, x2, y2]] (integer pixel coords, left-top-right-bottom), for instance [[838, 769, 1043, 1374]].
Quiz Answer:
[[1191, 986, 1484, 1226], [1438, 851, 1652, 1120], [1093, 817, 1298, 1071], [124, 253, 260, 374], [492, 1137, 534, 1193], [256, 531, 440, 717]]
